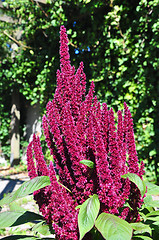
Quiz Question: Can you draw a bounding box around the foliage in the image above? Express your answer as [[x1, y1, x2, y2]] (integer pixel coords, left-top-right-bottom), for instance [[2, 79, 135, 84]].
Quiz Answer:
[[0, 0, 159, 181], [0, 0, 61, 161], [77, 194, 100, 240], [0, 175, 159, 239], [0, 176, 54, 239]]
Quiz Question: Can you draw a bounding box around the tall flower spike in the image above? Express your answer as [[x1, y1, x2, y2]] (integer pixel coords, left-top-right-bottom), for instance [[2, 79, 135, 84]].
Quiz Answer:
[[26, 26, 145, 239], [117, 110, 127, 175], [45, 101, 75, 188], [107, 108, 122, 214], [124, 102, 140, 174], [61, 102, 88, 188], [26, 141, 37, 179], [92, 113, 112, 212], [75, 62, 86, 99], [101, 103, 109, 153], [47, 161, 79, 240], [32, 134, 49, 176], [60, 25, 71, 74]]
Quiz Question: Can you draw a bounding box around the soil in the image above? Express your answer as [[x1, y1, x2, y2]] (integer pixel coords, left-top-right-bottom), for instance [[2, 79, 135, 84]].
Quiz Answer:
[[0, 167, 29, 180]]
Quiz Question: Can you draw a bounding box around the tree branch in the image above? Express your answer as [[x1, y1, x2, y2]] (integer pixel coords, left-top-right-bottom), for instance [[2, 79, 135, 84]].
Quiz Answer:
[[3, 31, 32, 50]]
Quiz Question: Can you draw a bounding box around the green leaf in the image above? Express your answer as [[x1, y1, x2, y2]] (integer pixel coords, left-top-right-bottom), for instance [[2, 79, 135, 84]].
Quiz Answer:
[[123, 202, 133, 210], [78, 194, 100, 240], [32, 221, 54, 236], [144, 195, 153, 204], [75, 205, 82, 210], [145, 181, 159, 196], [95, 213, 133, 240], [0, 176, 50, 206], [152, 221, 159, 226], [0, 236, 54, 240], [9, 202, 29, 212], [144, 200, 159, 208], [122, 173, 146, 197], [132, 236, 153, 240], [80, 160, 95, 169], [0, 236, 40, 240], [147, 216, 159, 222], [146, 210, 159, 217], [0, 210, 43, 228], [130, 222, 152, 235], [139, 212, 147, 222]]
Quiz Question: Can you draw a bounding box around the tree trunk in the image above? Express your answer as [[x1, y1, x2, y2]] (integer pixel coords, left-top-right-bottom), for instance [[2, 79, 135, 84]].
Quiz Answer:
[[10, 88, 20, 166]]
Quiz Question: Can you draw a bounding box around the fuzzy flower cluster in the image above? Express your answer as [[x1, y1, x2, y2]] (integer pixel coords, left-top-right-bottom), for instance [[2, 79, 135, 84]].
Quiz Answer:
[[26, 26, 145, 240]]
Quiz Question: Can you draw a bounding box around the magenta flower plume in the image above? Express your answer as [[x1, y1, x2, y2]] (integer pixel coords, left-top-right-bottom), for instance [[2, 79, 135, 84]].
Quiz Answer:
[[26, 26, 145, 239], [59, 25, 71, 74], [26, 141, 37, 179], [32, 134, 49, 177], [45, 161, 79, 240]]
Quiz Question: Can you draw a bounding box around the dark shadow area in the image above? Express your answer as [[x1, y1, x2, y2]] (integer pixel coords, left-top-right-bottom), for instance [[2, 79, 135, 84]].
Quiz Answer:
[[0, 178, 24, 200], [11, 211, 43, 227]]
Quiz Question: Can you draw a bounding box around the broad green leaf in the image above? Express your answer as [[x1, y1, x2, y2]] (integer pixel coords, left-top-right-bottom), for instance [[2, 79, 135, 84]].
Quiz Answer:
[[145, 181, 159, 195], [144, 200, 159, 208], [0, 236, 40, 240], [152, 221, 159, 225], [0, 176, 50, 206], [130, 222, 152, 235], [146, 210, 159, 217], [0, 210, 43, 228], [144, 195, 153, 204], [139, 212, 147, 222], [80, 160, 94, 169], [78, 194, 100, 240], [9, 202, 28, 212], [32, 221, 54, 236], [0, 236, 54, 240], [122, 173, 146, 197], [95, 213, 133, 240], [147, 216, 159, 222], [132, 236, 153, 240]]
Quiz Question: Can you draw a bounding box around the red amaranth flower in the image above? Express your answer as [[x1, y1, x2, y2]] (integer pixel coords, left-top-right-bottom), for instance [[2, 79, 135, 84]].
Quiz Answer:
[[32, 134, 49, 177], [124, 102, 140, 174], [26, 141, 37, 179], [26, 25, 145, 239]]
